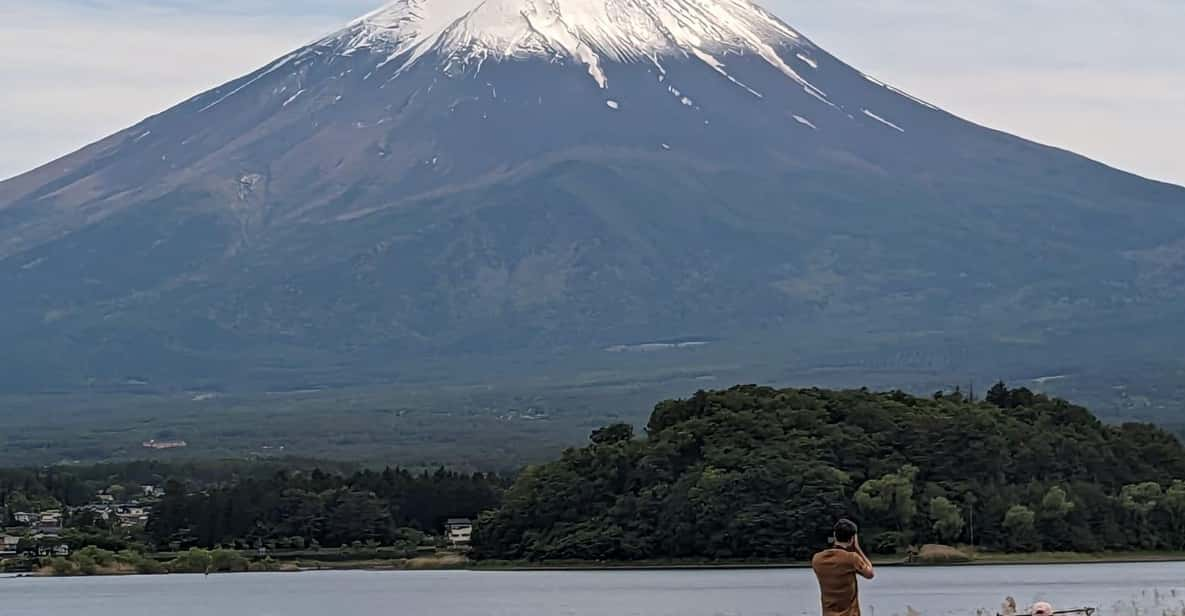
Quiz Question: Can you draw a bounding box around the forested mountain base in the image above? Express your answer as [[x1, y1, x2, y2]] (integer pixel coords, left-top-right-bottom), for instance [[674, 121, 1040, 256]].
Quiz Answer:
[[4, 385, 1184, 565], [2, 358, 1182, 471], [472, 385, 1185, 561]]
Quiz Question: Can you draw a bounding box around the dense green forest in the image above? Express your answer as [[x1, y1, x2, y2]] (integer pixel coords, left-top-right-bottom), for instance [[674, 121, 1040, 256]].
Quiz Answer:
[[6, 384, 1185, 563], [1, 461, 503, 554], [2, 459, 360, 512], [472, 384, 1185, 561], [146, 467, 502, 549]]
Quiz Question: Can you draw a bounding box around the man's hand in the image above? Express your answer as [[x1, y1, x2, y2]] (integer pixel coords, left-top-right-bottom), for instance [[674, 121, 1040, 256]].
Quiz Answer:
[[852, 534, 875, 580]]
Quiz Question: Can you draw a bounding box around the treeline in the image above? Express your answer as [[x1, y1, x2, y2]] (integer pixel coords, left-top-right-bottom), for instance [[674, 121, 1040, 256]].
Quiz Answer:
[[1, 460, 504, 553], [1, 459, 361, 516], [146, 467, 504, 549], [472, 384, 1185, 561], [47, 546, 279, 576]]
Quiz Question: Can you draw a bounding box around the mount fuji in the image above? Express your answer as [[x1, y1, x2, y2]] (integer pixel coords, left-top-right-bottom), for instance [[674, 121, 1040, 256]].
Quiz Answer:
[[3, 0, 1185, 401]]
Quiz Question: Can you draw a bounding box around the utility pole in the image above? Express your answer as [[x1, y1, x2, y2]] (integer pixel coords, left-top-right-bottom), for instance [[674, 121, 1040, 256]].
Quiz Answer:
[[965, 492, 978, 547], [969, 506, 975, 546]]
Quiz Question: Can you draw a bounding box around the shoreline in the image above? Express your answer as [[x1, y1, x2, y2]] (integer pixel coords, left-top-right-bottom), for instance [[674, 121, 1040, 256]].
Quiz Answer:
[[472, 551, 1185, 572], [7, 551, 1185, 579]]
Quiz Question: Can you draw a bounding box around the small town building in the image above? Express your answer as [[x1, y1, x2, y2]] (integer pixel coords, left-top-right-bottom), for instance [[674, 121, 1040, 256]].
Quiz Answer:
[[0, 534, 21, 556], [36, 543, 70, 557], [38, 511, 63, 529], [142, 439, 188, 450], [115, 505, 149, 527], [445, 518, 473, 545]]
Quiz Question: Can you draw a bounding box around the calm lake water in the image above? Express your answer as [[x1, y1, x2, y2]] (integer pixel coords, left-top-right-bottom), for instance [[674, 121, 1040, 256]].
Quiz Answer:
[[3, 562, 1184, 616]]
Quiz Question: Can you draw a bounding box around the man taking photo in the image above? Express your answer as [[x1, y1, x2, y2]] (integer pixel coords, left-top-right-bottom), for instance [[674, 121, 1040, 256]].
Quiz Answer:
[[811, 519, 875, 616]]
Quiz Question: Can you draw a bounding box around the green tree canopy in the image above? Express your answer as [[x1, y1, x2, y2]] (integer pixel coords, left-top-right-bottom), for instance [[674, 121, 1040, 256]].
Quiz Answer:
[[1003, 505, 1039, 551], [929, 496, 965, 543], [472, 385, 1185, 561], [855, 465, 918, 531], [1040, 486, 1075, 520]]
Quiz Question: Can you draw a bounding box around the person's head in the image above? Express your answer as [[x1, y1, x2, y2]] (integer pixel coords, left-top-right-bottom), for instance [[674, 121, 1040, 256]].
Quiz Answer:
[[1032, 602, 1054, 616], [833, 519, 858, 546]]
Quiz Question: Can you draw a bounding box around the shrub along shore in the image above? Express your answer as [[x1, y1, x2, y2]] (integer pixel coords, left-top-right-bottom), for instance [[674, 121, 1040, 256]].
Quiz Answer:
[[23, 545, 1185, 577], [24, 547, 470, 577]]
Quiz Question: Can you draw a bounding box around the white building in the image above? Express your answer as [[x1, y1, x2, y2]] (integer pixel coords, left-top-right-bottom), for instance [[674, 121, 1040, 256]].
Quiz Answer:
[[0, 534, 21, 555], [446, 518, 473, 545], [116, 506, 149, 527], [38, 511, 63, 528]]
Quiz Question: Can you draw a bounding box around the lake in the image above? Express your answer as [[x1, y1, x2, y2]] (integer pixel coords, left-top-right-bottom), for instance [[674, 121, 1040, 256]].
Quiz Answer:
[[3, 562, 1184, 616]]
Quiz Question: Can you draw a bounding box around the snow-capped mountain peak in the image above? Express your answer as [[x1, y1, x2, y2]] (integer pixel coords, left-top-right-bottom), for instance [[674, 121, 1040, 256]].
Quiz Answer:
[[4, 0, 1184, 402], [330, 0, 821, 92]]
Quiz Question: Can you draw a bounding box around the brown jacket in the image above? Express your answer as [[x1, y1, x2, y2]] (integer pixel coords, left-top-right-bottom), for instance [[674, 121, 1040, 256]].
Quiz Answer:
[[811, 548, 863, 616]]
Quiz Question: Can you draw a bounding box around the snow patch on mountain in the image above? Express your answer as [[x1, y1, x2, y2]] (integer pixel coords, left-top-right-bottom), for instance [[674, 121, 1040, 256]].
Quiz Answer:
[[862, 73, 938, 111], [199, 53, 302, 112], [862, 109, 904, 133], [326, 0, 823, 94], [282, 89, 305, 107]]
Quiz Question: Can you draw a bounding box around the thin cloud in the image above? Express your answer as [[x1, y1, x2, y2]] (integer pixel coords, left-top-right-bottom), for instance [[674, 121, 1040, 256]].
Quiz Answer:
[[0, 1, 356, 179], [783, 0, 1185, 185]]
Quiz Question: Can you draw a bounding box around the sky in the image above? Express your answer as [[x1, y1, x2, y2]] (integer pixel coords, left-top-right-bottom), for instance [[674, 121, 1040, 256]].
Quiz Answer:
[[1, 0, 1183, 186]]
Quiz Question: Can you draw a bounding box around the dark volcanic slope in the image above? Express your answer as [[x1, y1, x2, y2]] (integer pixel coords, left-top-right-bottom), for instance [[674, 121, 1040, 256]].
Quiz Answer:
[[2, 0, 1184, 394]]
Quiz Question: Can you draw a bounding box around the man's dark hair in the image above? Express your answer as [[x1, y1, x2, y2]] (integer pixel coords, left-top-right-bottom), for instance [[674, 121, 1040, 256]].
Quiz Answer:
[[833, 519, 859, 543]]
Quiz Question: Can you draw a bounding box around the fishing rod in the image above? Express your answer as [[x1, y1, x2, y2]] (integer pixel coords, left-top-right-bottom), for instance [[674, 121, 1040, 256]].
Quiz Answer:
[[1000, 609, 1096, 616]]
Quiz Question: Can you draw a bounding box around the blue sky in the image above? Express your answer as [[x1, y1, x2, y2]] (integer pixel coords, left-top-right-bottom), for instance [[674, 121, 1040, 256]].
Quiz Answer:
[[2, 0, 1183, 185]]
